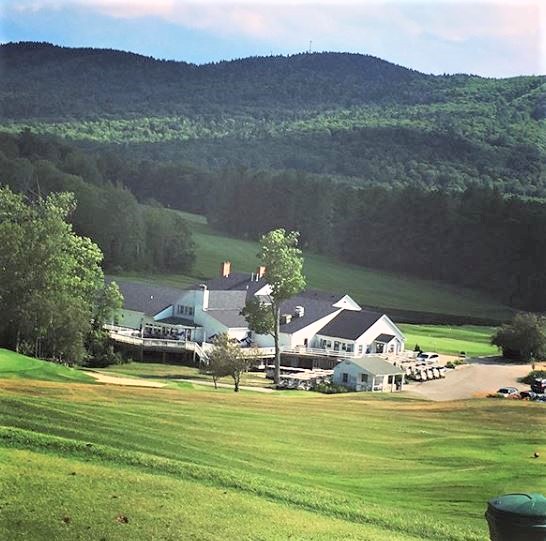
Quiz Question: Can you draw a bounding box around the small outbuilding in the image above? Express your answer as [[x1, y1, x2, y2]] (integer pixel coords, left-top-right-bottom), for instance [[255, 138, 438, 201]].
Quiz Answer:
[[333, 357, 405, 392]]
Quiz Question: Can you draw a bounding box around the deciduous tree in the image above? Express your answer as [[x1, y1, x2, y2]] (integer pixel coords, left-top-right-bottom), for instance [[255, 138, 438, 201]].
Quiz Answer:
[[491, 313, 546, 362], [242, 229, 306, 384]]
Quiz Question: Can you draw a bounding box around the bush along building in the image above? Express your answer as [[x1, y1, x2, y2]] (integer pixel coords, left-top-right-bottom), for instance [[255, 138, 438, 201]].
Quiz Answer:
[[107, 261, 405, 369]]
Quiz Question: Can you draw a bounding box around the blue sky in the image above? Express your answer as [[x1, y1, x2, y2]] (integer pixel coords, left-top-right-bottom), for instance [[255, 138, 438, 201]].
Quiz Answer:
[[1, 1, 544, 77]]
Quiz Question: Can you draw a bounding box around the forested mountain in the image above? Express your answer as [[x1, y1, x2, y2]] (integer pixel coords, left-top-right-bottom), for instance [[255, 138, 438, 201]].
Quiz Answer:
[[1, 43, 546, 313], [1, 42, 544, 196]]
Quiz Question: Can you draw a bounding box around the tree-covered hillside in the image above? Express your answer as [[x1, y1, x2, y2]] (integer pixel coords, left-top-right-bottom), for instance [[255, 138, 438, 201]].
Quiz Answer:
[[1, 42, 544, 196]]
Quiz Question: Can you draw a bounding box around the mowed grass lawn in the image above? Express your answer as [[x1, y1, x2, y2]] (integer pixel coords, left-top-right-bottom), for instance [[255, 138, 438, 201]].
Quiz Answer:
[[400, 325, 499, 357], [1, 350, 545, 540], [115, 210, 515, 322], [103, 361, 275, 389]]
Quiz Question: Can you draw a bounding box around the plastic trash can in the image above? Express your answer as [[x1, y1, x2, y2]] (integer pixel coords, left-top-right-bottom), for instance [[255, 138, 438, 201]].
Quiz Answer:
[[485, 493, 546, 541]]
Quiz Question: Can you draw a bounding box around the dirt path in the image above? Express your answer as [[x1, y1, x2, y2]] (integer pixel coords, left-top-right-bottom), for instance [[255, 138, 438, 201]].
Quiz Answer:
[[84, 370, 167, 388], [405, 359, 531, 401], [176, 378, 275, 393]]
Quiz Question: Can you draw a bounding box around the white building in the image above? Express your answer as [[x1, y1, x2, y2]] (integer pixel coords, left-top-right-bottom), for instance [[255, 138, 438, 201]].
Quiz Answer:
[[332, 357, 405, 392], [110, 261, 405, 362]]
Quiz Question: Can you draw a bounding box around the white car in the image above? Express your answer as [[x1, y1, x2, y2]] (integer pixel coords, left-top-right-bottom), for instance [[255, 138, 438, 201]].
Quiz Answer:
[[496, 387, 519, 398], [416, 352, 440, 365]]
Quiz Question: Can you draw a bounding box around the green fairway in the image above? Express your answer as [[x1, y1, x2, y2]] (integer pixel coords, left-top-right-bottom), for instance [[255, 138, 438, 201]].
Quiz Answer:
[[0, 348, 93, 383], [102, 361, 275, 389], [114, 210, 515, 322], [1, 373, 545, 540], [400, 325, 499, 357]]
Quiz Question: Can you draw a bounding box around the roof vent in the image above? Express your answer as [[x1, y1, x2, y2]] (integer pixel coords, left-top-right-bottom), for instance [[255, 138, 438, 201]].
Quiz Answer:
[[294, 306, 305, 318], [280, 314, 292, 325]]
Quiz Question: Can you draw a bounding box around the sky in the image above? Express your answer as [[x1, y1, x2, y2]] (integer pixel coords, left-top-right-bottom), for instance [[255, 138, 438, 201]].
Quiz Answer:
[[1, 0, 544, 77]]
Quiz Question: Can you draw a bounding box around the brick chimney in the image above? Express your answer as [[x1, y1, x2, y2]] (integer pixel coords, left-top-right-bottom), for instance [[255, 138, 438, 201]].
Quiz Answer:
[[256, 265, 266, 279], [220, 260, 231, 278]]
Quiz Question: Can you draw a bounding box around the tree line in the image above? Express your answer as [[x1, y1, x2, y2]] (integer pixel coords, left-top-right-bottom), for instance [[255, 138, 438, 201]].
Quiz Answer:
[[2, 130, 546, 313], [0, 130, 195, 273], [204, 169, 546, 311]]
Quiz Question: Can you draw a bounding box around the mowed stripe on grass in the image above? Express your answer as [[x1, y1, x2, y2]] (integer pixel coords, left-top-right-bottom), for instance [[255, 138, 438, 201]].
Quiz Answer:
[[1, 371, 544, 540]]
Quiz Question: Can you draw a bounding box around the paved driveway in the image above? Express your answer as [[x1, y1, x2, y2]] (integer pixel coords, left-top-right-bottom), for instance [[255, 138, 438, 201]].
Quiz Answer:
[[404, 358, 532, 401]]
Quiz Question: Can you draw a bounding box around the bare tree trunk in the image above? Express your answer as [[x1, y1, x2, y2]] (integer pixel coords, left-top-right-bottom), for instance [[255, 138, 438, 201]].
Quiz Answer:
[[212, 375, 218, 389], [233, 373, 240, 392], [274, 306, 281, 385]]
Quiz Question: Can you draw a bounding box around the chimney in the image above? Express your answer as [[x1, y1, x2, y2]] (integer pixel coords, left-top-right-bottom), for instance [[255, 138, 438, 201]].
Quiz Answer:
[[200, 284, 209, 311], [256, 265, 266, 279], [220, 260, 231, 278]]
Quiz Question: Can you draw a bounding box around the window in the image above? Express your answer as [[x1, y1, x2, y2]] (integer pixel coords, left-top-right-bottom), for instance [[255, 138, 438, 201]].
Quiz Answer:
[[361, 373, 368, 383], [358, 345, 363, 355], [342, 373, 348, 383], [346, 344, 354, 353], [388, 375, 394, 384]]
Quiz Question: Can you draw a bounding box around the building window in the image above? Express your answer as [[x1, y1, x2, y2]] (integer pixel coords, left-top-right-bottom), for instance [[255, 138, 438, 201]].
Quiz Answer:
[[358, 345, 363, 355], [342, 373, 348, 383], [361, 373, 368, 383]]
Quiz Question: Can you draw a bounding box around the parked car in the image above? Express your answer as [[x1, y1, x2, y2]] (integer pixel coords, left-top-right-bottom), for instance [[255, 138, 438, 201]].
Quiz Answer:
[[416, 352, 440, 365], [530, 378, 546, 394], [496, 387, 519, 398]]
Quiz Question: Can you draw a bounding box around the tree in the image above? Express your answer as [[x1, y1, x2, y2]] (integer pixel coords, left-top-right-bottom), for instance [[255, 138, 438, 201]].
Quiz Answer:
[[204, 333, 250, 392], [491, 313, 546, 362], [242, 229, 306, 384], [0, 186, 123, 364], [85, 281, 124, 367]]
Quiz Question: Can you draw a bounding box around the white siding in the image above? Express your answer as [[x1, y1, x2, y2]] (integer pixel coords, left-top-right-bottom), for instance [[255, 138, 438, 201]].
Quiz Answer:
[[317, 315, 405, 356]]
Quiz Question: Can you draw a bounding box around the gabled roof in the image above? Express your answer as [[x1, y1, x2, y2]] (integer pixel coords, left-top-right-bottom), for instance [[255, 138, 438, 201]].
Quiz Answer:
[[339, 356, 404, 376], [279, 294, 340, 334], [107, 278, 183, 316], [317, 309, 383, 340]]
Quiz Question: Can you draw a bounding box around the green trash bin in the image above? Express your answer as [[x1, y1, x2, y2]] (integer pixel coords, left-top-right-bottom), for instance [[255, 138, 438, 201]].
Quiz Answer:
[[485, 493, 546, 541]]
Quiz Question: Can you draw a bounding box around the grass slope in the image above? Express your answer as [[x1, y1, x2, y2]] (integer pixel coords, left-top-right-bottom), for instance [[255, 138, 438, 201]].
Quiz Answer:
[[0, 348, 93, 383], [0, 377, 544, 540], [400, 325, 498, 357], [115, 210, 514, 322]]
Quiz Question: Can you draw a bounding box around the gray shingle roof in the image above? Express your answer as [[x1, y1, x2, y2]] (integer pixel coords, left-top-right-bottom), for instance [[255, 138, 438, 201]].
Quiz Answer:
[[206, 310, 249, 328], [279, 295, 340, 334], [375, 333, 395, 343], [106, 278, 183, 316], [188, 272, 266, 296], [341, 356, 404, 376], [208, 290, 248, 310], [317, 310, 383, 340]]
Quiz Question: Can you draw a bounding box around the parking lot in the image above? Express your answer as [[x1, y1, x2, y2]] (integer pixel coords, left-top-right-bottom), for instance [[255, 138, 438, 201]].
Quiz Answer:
[[405, 357, 532, 401]]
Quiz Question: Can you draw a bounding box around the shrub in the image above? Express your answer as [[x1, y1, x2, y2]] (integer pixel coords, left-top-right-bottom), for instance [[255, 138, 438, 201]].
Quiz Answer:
[[312, 382, 352, 394], [519, 370, 546, 385]]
